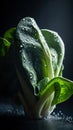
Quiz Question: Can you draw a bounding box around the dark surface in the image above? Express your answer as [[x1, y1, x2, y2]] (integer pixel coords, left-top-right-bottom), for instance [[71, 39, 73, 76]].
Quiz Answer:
[[0, 103, 73, 130], [0, 116, 73, 130]]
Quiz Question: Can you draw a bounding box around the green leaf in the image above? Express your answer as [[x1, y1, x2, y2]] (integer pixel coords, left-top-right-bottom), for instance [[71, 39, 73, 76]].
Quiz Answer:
[[38, 77, 73, 105], [0, 37, 11, 56], [4, 27, 16, 44], [15, 17, 54, 93], [41, 29, 65, 77], [52, 77, 73, 105], [0, 28, 16, 57], [35, 76, 73, 117]]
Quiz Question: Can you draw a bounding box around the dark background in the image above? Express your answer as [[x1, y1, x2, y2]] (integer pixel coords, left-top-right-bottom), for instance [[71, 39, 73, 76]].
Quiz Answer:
[[0, 0, 73, 117]]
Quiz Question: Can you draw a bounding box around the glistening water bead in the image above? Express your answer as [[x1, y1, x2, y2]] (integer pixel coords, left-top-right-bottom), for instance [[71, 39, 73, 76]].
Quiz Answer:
[[20, 44, 23, 48], [21, 26, 28, 32], [29, 73, 33, 80]]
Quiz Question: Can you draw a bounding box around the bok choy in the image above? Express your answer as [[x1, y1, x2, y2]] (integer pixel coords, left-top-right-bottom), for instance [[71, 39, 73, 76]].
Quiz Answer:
[[0, 17, 73, 119]]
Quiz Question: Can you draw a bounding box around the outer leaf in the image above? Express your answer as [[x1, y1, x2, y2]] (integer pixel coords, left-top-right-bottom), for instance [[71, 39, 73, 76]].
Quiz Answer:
[[52, 77, 73, 105], [15, 17, 54, 94], [41, 29, 65, 76], [38, 77, 73, 106], [35, 77, 73, 117]]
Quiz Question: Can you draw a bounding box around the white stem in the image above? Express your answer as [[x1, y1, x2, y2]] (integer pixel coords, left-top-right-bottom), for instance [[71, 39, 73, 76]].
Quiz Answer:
[[34, 87, 55, 118]]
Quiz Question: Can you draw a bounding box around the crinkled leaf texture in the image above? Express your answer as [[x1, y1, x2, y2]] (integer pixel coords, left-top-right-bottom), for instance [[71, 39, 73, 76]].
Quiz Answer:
[[15, 17, 64, 93]]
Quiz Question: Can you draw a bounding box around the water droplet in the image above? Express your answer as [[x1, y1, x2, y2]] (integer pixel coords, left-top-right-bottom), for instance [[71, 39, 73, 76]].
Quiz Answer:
[[20, 44, 23, 48], [44, 64, 47, 67], [60, 53, 62, 56], [22, 18, 25, 21], [21, 26, 28, 31], [21, 27, 25, 31], [29, 73, 33, 79]]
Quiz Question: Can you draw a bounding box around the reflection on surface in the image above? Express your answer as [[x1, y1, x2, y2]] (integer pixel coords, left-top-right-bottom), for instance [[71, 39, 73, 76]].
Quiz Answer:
[[0, 103, 73, 130]]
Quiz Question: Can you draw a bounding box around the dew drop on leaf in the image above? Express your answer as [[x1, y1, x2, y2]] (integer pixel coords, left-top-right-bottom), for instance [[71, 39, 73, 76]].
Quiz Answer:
[[29, 73, 33, 79], [20, 44, 23, 48]]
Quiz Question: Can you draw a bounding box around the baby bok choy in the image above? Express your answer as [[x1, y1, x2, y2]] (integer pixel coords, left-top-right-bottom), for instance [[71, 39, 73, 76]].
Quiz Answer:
[[0, 17, 73, 119]]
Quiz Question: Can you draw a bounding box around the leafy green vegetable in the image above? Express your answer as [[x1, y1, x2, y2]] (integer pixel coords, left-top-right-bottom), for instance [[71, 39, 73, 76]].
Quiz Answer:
[[0, 17, 73, 119]]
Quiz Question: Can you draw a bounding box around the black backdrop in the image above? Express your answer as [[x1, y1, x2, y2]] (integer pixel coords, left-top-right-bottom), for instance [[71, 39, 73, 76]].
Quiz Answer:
[[0, 0, 73, 117]]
